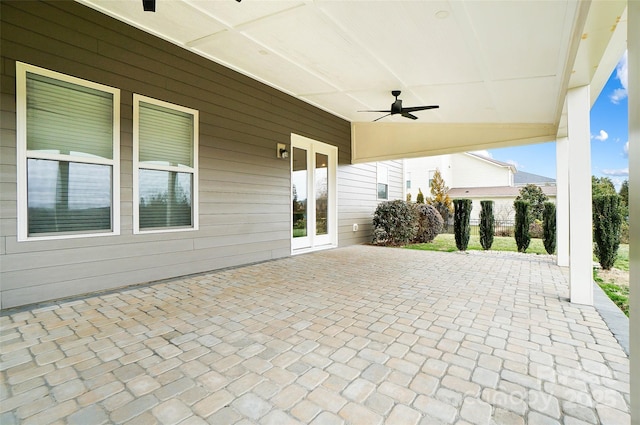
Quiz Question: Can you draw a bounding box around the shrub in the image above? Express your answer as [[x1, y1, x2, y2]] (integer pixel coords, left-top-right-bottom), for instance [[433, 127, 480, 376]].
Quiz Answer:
[[515, 184, 548, 221], [372, 200, 418, 246], [428, 169, 453, 223], [416, 189, 424, 204], [529, 219, 544, 239], [413, 203, 444, 243], [542, 202, 556, 254], [514, 200, 531, 252], [479, 200, 494, 250], [406, 193, 412, 203], [453, 199, 472, 251], [593, 195, 622, 270]]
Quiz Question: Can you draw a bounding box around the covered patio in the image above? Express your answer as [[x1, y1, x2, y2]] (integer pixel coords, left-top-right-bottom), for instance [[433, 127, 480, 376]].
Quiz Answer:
[[0, 246, 630, 424]]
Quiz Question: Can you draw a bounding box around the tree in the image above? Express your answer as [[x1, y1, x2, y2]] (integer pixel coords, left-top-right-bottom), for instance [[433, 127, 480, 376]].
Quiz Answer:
[[515, 184, 547, 221], [514, 200, 531, 253], [619, 180, 629, 207], [453, 199, 472, 251], [542, 202, 556, 255], [416, 188, 425, 204], [479, 200, 494, 250], [593, 195, 622, 270], [592, 176, 616, 197], [427, 169, 454, 224]]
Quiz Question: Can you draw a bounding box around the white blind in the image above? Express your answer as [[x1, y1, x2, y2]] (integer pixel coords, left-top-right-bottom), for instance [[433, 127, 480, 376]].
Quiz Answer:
[[139, 101, 193, 167], [26, 72, 113, 159]]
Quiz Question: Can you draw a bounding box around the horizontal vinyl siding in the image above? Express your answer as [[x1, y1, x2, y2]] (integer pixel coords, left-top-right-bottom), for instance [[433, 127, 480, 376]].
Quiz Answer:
[[0, 0, 361, 308], [337, 160, 404, 247]]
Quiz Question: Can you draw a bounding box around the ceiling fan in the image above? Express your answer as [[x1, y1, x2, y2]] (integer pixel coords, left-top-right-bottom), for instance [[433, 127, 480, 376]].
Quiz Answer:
[[360, 90, 439, 121]]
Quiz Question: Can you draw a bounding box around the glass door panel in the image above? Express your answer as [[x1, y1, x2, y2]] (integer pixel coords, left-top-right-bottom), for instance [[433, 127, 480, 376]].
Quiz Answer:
[[315, 152, 328, 237], [292, 147, 309, 245]]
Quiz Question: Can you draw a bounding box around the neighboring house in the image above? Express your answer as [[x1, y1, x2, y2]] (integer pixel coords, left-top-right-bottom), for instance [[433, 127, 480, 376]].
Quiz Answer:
[[0, 2, 404, 308], [405, 153, 556, 221]]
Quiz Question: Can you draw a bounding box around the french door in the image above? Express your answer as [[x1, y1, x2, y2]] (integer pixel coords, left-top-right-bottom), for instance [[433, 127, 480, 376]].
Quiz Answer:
[[291, 134, 337, 252]]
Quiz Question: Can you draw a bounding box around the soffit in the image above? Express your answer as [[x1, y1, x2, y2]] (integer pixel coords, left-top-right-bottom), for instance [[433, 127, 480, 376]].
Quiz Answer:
[[77, 0, 627, 159]]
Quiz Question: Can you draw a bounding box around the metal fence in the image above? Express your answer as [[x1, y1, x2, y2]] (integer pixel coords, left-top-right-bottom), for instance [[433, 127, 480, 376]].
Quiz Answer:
[[443, 219, 515, 237]]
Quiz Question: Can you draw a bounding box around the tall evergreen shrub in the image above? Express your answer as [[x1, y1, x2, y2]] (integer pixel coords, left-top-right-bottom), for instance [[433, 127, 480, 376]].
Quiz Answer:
[[593, 195, 622, 270], [542, 202, 556, 255], [453, 199, 472, 251], [416, 189, 425, 204], [514, 200, 531, 253], [479, 200, 494, 250]]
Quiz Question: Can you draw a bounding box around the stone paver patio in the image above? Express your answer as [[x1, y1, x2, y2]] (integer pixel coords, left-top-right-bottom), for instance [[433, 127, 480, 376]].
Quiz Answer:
[[0, 245, 631, 424]]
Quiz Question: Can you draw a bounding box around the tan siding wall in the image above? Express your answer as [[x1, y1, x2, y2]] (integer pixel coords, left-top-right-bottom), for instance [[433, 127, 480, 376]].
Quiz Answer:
[[0, 1, 402, 308]]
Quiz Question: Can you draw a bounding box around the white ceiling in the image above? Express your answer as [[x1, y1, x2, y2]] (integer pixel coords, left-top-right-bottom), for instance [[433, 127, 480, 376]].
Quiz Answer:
[[78, 0, 627, 158]]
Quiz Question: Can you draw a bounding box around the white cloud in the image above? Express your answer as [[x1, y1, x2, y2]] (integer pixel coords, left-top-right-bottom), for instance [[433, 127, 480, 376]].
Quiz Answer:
[[592, 130, 608, 141], [469, 150, 492, 158], [506, 159, 523, 170], [609, 51, 628, 104], [602, 168, 629, 176], [624, 141, 629, 156]]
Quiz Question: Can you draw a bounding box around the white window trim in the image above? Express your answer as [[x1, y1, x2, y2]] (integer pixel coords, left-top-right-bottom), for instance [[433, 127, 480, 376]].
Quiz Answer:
[[133, 94, 199, 234], [377, 163, 389, 200], [16, 62, 121, 241]]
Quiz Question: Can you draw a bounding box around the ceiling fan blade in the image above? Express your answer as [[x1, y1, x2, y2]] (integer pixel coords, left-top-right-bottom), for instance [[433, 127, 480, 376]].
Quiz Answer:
[[358, 109, 393, 113], [402, 112, 418, 120], [373, 113, 392, 122], [402, 105, 439, 113]]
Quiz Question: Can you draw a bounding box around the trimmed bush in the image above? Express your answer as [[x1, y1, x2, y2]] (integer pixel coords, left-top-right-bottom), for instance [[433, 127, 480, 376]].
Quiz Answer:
[[416, 189, 425, 204], [413, 203, 444, 243], [593, 195, 622, 270], [514, 200, 531, 252], [453, 199, 472, 251], [479, 200, 494, 250], [372, 200, 418, 246], [542, 202, 556, 254]]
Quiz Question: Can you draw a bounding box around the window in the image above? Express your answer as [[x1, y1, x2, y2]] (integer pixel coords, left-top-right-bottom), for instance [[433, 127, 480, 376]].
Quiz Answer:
[[377, 164, 389, 200], [16, 62, 120, 240], [406, 172, 412, 189], [133, 94, 198, 233], [428, 169, 436, 188]]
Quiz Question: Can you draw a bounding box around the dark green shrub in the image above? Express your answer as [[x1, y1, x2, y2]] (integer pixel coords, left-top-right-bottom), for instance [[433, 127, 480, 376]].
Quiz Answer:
[[416, 189, 424, 204], [514, 200, 531, 252], [593, 195, 622, 270], [529, 219, 544, 239], [543, 202, 556, 254], [372, 200, 418, 246], [413, 203, 444, 243], [479, 200, 494, 250], [453, 199, 472, 251]]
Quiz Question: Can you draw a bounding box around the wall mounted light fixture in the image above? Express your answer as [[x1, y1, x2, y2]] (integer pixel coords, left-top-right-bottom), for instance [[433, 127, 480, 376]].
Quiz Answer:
[[277, 143, 289, 159]]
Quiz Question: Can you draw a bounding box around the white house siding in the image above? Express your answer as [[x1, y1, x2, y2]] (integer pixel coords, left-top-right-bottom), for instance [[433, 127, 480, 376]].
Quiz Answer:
[[0, 1, 402, 308], [338, 160, 403, 247], [449, 154, 513, 187]]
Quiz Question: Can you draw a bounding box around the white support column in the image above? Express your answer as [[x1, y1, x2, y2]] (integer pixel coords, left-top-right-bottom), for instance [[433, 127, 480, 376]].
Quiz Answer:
[[567, 86, 593, 305], [628, 1, 639, 423], [556, 137, 570, 267]]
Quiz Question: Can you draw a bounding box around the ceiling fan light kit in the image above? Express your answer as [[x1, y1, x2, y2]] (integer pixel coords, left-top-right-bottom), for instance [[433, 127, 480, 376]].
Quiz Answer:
[[359, 90, 439, 122]]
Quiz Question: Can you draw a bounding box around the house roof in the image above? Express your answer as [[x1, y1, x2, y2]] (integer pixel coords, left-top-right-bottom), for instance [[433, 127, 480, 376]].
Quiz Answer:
[[514, 171, 556, 186], [465, 153, 516, 172], [448, 186, 557, 198]]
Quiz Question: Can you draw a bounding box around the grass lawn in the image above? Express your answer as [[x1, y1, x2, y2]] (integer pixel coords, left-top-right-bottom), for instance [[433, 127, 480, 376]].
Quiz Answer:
[[406, 233, 549, 255]]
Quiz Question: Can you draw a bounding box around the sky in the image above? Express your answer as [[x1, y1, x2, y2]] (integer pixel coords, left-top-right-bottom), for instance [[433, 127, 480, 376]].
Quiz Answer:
[[472, 51, 629, 191]]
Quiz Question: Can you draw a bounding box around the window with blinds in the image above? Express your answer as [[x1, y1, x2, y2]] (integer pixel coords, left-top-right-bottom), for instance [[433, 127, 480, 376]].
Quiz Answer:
[[134, 95, 198, 233], [16, 62, 120, 240]]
